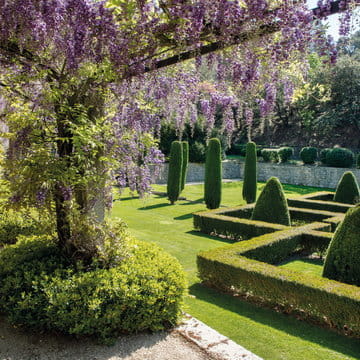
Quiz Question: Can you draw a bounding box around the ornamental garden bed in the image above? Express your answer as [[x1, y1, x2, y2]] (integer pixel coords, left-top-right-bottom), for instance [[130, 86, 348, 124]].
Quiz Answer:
[[195, 192, 360, 338]]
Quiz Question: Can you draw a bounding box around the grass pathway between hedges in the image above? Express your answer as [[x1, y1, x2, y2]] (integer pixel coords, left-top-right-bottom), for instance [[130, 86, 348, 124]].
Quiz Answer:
[[111, 182, 360, 360]]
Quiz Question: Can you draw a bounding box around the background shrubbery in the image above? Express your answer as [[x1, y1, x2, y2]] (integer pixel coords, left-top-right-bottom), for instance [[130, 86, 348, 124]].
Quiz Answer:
[[159, 122, 227, 163], [326, 147, 354, 168], [300, 147, 318, 164]]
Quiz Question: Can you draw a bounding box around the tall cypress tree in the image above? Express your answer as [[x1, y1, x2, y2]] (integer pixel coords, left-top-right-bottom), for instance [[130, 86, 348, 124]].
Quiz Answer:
[[167, 141, 183, 204], [180, 141, 189, 192], [242, 142, 257, 204], [204, 138, 222, 209]]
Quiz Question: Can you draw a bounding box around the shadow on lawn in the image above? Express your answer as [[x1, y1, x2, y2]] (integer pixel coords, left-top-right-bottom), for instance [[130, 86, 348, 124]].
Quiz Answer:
[[186, 230, 234, 244], [115, 196, 140, 202], [189, 283, 360, 359], [174, 213, 193, 220], [179, 198, 204, 205], [139, 202, 171, 210]]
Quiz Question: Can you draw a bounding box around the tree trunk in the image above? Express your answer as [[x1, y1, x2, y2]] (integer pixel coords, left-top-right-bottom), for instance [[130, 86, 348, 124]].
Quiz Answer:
[[54, 105, 74, 255]]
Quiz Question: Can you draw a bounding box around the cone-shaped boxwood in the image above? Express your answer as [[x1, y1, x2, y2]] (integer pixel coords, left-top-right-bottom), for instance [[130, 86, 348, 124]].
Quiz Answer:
[[323, 205, 360, 286], [205, 138, 222, 209], [167, 141, 183, 204], [334, 171, 360, 204], [251, 177, 291, 226], [242, 142, 257, 204], [180, 141, 189, 192]]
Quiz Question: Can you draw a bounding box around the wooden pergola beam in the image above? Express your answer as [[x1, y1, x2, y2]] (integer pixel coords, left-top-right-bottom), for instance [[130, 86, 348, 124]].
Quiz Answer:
[[145, 0, 355, 72]]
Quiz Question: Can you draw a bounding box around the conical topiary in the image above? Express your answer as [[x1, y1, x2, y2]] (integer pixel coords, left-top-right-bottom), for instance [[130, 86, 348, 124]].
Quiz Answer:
[[323, 205, 360, 286], [180, 141, 189, 192], [167, 141, 183, 204], [204, 138, 222, 209], [333, 171, 360, 204], [242, 142, 257, 204], [251, 177, 290, 226]]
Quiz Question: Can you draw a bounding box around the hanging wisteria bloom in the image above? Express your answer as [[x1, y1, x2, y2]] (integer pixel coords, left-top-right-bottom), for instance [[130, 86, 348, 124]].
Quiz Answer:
[[0, 0, 358, 255]]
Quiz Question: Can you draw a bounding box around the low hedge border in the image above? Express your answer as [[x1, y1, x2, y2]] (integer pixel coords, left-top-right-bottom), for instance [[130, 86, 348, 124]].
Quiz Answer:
[[197, 223, 360, 338], [288, 191, 352, 214], [193, 211, 286, 241], [288, 206, 344, 223], [193, 199, 344, 241]]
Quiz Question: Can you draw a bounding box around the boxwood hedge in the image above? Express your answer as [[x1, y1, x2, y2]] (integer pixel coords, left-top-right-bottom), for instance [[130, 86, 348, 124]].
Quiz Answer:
[[197, 224, 360, 337]]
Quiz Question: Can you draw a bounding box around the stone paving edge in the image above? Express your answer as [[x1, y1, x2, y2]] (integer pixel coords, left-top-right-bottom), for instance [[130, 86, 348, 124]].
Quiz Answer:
[[175, 314, 263, 360]]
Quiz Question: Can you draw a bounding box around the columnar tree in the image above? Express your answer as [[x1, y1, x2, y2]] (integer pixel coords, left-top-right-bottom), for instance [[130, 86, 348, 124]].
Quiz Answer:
[[205, 138, 222, 209], [167, 141, 183, 204], [0, 0, 357, 260], [181, 141, 189, 193], [242, 142, 257, 204]]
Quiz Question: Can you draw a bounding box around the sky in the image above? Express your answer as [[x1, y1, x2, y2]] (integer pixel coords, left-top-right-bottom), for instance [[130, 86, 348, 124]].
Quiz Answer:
[[306, 0, 359, 41]]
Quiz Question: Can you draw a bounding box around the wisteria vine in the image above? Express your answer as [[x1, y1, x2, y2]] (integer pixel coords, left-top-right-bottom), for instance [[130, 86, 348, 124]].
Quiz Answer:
[[0, 0, 358, 255]]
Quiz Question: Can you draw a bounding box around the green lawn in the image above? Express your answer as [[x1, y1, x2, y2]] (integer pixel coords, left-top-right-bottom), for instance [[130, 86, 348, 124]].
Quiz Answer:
[[111, 182, 360, 360], [279, 257, 325, 277]]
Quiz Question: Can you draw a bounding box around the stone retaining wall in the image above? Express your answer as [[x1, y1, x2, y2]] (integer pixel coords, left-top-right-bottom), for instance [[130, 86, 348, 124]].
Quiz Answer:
[[151, 161, 360, 189]]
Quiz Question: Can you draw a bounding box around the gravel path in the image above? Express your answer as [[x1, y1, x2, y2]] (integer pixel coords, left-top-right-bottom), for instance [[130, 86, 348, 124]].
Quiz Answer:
[[0, 317, 211, 360]]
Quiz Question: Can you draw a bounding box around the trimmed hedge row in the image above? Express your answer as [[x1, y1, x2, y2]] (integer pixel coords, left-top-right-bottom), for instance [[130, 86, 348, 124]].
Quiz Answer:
[[287, 192, 352, 214], [300, 230, 333, 254], [197, 225, 360, 337], [193, 203, 338, 241], [193, 211, 286, 241], [288, 206, 343, 224]]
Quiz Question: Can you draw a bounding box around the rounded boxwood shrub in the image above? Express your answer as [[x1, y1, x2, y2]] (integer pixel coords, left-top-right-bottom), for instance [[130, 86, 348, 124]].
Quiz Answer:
[[180, 141, 189, 192], [270, 150, 279, 163], [251, 177, 291, 226], [326, 147, 354, 168], [0, 234, 187, 343], [204, 138, 222, 209], [320, 148, 331, 165], [167, 141, 183, 204], [261, 149, 272, 162], [300, 147, 317, 164], [242, 142, 257, 204], [333, 171, 360, 204], [278, 147, 293, 163], [323, 205, 360, 286]]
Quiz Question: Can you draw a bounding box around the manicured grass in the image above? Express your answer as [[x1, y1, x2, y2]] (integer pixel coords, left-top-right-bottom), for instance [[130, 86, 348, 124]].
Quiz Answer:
[[111, 181, 360, 360], [279, 256, 325, 277]]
